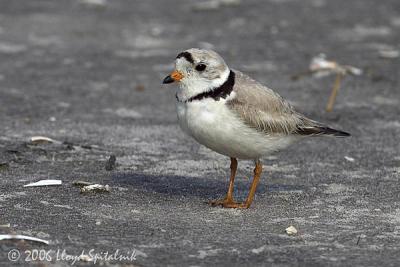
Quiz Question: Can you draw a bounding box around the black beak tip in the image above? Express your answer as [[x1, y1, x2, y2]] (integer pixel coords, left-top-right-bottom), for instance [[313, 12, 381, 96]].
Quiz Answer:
[[162, 75, 174, 84]]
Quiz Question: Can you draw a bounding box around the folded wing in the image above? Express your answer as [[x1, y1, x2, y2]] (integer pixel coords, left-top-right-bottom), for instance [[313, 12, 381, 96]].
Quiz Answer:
[[227, 71, 350, 137]]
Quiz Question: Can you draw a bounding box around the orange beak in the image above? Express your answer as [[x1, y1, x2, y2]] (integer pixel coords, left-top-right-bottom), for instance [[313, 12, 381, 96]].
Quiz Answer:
[[162, 70, 184, 84]]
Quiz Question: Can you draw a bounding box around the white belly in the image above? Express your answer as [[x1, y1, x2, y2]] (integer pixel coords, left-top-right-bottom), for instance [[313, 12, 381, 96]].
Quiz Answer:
[[176, 99, 295, 159]]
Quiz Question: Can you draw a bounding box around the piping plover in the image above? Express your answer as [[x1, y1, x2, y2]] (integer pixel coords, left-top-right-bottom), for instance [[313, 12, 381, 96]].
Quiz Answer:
[[162, 48, 350, 209]]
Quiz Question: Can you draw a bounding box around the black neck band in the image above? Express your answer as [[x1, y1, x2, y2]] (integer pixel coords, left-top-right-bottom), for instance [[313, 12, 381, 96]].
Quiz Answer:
[[177, 70, 235, 103]]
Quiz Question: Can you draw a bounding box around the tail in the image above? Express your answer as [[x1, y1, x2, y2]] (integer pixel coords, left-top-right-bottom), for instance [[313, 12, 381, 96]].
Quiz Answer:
[[297, 125, 350, 137]]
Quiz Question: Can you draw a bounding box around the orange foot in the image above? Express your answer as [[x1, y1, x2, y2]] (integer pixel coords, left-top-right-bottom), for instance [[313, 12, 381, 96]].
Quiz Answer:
[[208, 198, 250, 209]]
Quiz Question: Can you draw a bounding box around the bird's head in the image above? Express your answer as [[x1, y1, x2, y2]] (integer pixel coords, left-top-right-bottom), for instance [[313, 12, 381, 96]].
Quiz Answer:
[[163, 48, 230, 101]]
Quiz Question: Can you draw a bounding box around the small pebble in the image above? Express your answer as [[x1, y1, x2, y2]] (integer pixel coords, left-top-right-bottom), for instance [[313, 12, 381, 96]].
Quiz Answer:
[[0, 162, 9, 171], [105, 155, 116, 171], [285, 225, 298, 235], [80, 184, 110, 194]]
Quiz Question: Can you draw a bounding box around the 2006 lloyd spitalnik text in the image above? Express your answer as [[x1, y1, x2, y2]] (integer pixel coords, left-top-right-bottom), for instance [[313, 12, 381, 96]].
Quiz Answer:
[[11, 248, 137, 264]]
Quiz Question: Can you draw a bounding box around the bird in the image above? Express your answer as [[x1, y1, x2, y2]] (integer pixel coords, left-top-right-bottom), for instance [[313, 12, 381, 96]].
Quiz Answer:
[[162, 48, 350, 209]]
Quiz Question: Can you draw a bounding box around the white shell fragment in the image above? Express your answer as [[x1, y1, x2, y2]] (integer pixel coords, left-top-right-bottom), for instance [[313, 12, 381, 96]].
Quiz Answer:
[[344, 66, 363, 76], [24, 179, 62, 187], [309, 54, 363, 77], [378, 49, 399, 59], [285, 226, 298, 235], [310, 54, 338, 72], [344, 156, 355, 162], [80, 184, 110, 193], [192, 0, 241, 11], [251, 245, 267, 254], [30, 136, 59, 145], [0, 234, 49, 245], [79, 0, 107, 6]]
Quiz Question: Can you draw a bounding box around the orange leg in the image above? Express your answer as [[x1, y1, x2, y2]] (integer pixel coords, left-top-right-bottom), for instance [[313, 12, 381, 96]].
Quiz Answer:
[[240, 160, 263, 208], [209, 157, 239, 207], [209, 159, 263, 209]]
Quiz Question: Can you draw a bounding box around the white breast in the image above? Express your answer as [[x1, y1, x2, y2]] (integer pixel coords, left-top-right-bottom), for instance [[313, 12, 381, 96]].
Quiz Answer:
[[176, 98, 295, 160]]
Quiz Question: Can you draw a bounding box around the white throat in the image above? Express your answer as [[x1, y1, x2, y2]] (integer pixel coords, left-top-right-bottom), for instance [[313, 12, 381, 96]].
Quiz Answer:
[[176, 68, 230, 102]]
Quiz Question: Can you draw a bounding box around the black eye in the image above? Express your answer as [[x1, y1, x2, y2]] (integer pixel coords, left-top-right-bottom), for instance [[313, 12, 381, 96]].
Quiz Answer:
[[195, 64, 207, 71]]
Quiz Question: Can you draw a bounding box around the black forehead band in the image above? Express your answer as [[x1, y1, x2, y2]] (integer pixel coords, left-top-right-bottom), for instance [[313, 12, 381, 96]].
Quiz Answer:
[[176, 52, 194, 64]]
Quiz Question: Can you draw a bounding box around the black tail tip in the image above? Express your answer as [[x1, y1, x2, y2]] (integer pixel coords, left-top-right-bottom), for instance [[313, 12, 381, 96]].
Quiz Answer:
[[297, 126, 351, 137], [323, 127, 351, 137], [334, 131, 351, 137]]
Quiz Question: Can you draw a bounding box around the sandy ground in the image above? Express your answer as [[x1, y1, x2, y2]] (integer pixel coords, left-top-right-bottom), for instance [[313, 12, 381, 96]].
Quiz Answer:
[[0, 0, 400, 266]]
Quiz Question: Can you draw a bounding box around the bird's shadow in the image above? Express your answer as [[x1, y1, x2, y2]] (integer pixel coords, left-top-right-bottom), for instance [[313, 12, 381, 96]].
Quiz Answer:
[[112, 172, 305, 199]]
